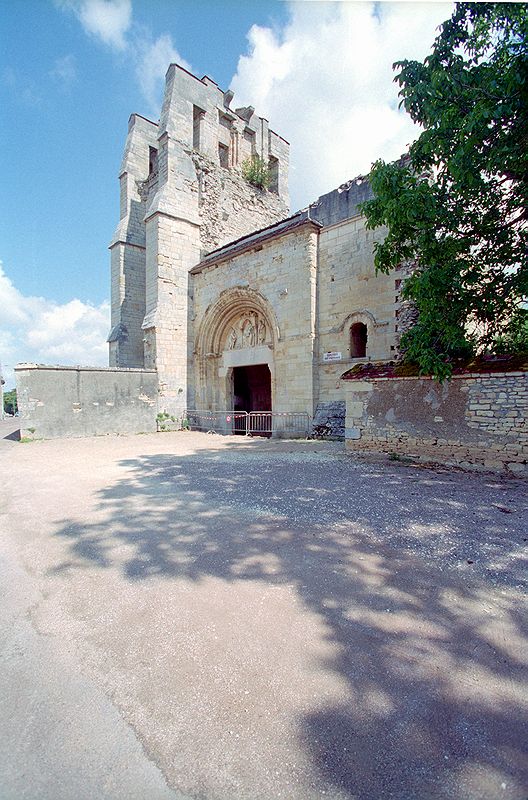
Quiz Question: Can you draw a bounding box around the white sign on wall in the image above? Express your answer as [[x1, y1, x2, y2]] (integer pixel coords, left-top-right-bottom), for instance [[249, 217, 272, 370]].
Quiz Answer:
[[323, 351, 342, 362]]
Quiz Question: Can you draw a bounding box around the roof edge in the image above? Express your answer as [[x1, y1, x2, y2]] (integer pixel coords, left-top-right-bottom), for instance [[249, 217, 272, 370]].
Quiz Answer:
[[191, 216, 321, 274]]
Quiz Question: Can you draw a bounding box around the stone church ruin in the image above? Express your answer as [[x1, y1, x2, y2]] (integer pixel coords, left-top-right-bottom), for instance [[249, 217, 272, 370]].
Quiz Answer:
[[108, 64, 403, 430], [14, 62, 526, 473], [16, 63, 408, 440]]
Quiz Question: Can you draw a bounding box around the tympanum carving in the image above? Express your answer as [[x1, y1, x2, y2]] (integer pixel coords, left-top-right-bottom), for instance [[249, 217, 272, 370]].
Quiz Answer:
[[226, 313, 270, 350]]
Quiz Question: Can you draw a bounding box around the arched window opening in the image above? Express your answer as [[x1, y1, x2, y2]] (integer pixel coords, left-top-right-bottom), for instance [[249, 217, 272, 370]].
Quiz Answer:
[[350, 322, 368, 358], [269, 156, 279, 193]]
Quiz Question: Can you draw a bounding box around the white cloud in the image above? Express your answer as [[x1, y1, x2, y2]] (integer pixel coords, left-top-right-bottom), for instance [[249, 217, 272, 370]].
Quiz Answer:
[[134, 32, 190, 115], [58, 0, 132, 50], [56, 0, 188, 112], [0, 264, 109, 389], [50, 54, 77, 89], [230, 1, 453, 209]]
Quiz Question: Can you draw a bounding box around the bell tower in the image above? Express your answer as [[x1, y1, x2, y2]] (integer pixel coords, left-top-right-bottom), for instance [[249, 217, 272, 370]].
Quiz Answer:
[[109, 63, 290, 414]]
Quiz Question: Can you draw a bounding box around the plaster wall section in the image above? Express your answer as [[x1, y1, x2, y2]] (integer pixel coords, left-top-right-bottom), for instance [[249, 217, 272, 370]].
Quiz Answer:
[[345, 373, 528, 475], [109, 113, 158, 367], [191, 223, 319, 414], [16, 365, 158, 440]]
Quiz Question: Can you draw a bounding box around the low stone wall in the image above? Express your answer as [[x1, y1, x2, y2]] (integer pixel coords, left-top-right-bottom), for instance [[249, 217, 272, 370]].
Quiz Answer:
[[345, 372, 527, 475], [15, 364, 158, 440]]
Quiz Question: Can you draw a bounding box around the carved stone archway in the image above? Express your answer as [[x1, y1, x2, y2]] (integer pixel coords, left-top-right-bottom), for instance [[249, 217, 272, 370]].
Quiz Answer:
[[193, 287, 279, 410]]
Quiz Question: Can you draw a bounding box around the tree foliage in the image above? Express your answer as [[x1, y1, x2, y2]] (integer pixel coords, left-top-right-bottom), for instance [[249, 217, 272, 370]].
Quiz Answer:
[[3, 389, 17, 416], [361, 3, 528, 379]]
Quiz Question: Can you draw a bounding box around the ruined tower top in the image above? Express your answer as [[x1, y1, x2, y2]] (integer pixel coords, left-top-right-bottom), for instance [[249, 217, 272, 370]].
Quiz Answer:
[[155, 63, 289, 203]]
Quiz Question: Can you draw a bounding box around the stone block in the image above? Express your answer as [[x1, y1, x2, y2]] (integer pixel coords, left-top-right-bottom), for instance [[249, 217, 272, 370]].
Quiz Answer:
[[506, 461, 527, 475], [347, 401, 365, 418]]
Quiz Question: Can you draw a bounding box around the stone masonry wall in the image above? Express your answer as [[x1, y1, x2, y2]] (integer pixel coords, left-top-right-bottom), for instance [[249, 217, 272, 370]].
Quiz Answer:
[[191, 223, 318, 414], [345, 373, 528, 475], [135, 65, 289, 414], [15, 365, 158, 440], [316, 216, 397, 404], [110, 64, 289, 388], [109, 114, 158, 368]]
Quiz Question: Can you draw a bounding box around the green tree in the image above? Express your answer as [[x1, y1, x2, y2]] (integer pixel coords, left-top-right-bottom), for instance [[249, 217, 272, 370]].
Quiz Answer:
[[493, 307, 528, 354], [361, 3, 528, 379], [3, 389, 17, 416]]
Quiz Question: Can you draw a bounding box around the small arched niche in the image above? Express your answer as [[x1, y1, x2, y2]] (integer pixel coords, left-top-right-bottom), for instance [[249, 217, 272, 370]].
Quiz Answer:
[[350, 322, 368, 358]]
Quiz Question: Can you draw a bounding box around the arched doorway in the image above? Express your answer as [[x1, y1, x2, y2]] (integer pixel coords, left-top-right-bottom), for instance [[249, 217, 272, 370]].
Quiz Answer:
[[194, 287, 278, 413]]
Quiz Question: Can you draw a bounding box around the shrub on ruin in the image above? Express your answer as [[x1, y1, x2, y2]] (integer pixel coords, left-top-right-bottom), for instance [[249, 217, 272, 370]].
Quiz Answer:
[[242, 155, 270, 190]]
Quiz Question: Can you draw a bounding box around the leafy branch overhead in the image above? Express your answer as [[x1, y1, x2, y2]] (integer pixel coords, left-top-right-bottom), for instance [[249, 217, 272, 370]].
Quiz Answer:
[[361, 2, 528, 380]]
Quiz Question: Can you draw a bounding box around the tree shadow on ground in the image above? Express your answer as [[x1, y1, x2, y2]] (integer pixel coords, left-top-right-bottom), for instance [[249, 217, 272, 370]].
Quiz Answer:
[[51, 444, 528, 799]]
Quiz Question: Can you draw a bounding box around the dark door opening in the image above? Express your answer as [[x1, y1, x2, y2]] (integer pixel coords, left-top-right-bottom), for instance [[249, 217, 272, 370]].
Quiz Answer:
[[233, 364, 271, 434], [233, 364, 271, 412]]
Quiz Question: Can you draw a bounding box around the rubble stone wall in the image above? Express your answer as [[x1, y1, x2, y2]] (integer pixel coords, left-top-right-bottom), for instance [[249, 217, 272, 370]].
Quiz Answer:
[[191, 151, 288, 255], [345, 373, 527, 475], [312, 401, 346, 439]]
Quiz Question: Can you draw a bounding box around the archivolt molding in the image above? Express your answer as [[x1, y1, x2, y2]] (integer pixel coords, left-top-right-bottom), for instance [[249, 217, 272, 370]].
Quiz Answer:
[[195, 286, 280, 357], [331, 310, 381, 335]]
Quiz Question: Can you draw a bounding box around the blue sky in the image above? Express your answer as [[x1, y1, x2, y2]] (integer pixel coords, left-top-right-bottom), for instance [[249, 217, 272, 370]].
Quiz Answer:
[[0, 0, 452, 388]]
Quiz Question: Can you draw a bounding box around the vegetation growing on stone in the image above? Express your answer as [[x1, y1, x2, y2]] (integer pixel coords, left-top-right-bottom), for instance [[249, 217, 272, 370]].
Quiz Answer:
[[342, 353, 528, 381], [393, 363, 422, 377], [361, 3, 528, 381], [242, 155, 270, 190], [493, 309, 528, 356]]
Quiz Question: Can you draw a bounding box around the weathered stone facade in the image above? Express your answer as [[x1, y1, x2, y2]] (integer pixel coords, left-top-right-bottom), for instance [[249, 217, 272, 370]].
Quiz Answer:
[[109, 63, 405, 423], [345, 373, 528, 474]]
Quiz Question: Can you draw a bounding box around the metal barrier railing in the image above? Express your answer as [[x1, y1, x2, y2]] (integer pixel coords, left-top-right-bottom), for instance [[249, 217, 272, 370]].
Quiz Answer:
[[248, 411, 311, 437], [182, 410, 248, 435], [182, 410, 311, 438]]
